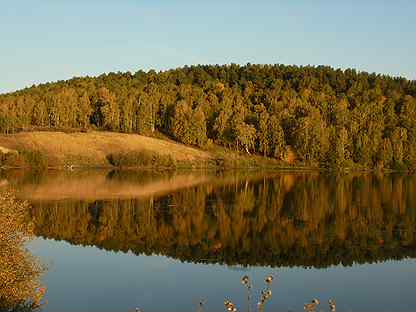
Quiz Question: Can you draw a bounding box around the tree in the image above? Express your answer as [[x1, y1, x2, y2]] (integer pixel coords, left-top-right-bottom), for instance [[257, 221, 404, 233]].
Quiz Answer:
[[172, 100, 207, 147], [293, 108, 329, 163], [100, 89, 120, 131], [0, 191, 44, 310], [380, 138, 393, 167], [329, 126, 350, 168], [32, 99, 48, 127], [258, 108, 270, 156], [191, 106, 208, 147], [172, 100, 192, 144], [77, 93, 93, 129], [90, 87, 119, 130], [235, 121, 257, 153], [213, 97, 234, 147], [391, 127, 407, 167], [268, 115, 286, 159], [136, 94, 154, 134]]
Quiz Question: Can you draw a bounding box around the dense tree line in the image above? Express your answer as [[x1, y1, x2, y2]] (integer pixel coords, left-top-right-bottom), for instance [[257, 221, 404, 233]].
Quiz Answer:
[[1, 64, 416, 169], [29, 173, 416, 268]]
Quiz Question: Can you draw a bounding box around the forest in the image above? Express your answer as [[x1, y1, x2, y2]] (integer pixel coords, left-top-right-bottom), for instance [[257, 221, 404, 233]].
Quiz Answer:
[[1, 64, 416, 170]]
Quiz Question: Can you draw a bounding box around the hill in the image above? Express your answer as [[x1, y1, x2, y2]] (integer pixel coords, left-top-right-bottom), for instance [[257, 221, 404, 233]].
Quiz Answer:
[[0, 130, 287, 169], [1, 63, 416, 170], [0, 131, 214, 169]]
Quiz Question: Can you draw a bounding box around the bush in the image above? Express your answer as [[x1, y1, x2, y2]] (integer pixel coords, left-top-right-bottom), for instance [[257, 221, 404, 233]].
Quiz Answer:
[[391, 161, 408, 172], [0, 191, 45, 311], [0, 152, 17, 167], [0, 150, 48, 171], [107, 150, 176, 168], [20, 150, 48, 170]]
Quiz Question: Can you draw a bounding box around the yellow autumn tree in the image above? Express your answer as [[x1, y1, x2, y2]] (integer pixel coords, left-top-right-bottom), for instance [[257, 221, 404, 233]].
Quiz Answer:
[[0, 191, 45, 311]]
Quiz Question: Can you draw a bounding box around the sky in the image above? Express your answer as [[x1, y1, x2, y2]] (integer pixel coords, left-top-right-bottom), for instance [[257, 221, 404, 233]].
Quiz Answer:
[[1, 0, 415, 94]]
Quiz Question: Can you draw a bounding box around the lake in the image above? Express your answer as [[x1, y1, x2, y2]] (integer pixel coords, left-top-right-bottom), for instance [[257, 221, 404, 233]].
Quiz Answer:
[[4, 170, 416, 312]]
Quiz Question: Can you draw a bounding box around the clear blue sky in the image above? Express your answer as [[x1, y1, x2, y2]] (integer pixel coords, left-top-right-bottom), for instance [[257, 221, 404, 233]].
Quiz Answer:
[[1, 0, 415, 93]]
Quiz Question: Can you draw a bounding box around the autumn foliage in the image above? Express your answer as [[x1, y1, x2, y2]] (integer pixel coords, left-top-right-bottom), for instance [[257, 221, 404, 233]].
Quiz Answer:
[[29, 173, 416, 268], [0, 191, 44, 311], [1, 64, 415, 169]]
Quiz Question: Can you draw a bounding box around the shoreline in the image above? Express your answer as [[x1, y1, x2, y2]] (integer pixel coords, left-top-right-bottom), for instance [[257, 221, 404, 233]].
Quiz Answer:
[[0, 130, 413, 173]]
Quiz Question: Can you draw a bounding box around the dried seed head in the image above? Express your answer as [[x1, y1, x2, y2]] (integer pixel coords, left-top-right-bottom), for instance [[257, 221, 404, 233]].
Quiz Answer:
[[265, 275, 274, 284], [224, 299, 237, 312], [328, 299, 336, 311], [260, 288, 272, 304], [241, 275, 250, 286], [304, 299, 320, 312]]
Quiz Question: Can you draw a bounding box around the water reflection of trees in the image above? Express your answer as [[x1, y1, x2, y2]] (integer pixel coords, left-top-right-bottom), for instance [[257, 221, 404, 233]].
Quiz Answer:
[[29, 174, 416, 268], [0, 191, 44, 311]]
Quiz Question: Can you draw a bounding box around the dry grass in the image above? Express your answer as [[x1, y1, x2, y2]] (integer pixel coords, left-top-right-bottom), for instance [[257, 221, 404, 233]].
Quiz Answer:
[[0, 131, 213, 168]]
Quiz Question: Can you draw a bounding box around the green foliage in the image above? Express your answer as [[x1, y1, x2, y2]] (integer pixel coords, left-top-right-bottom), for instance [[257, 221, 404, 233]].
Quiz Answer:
[[172, 101, 208, 147], [1, 63, 416, 169]]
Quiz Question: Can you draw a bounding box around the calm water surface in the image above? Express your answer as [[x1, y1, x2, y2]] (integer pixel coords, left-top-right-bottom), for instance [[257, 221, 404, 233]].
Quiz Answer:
[[4, 170, 416, 312]]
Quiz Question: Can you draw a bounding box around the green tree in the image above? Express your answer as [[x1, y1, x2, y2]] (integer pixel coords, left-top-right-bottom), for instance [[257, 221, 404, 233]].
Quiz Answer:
[[172, 101, 207, 147], [77, 93, 93, 129], [391, 127, 407, 167]]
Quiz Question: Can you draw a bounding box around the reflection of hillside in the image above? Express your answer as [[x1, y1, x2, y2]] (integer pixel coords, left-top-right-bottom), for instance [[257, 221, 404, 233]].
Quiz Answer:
[[29, 174, 416, 268], [5, 169, 289, 201]]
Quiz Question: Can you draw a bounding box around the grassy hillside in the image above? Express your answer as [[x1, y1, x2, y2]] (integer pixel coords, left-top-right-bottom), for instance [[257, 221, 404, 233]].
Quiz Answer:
[[0, 130, 287, 169], [0, 131, 212, 169]]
